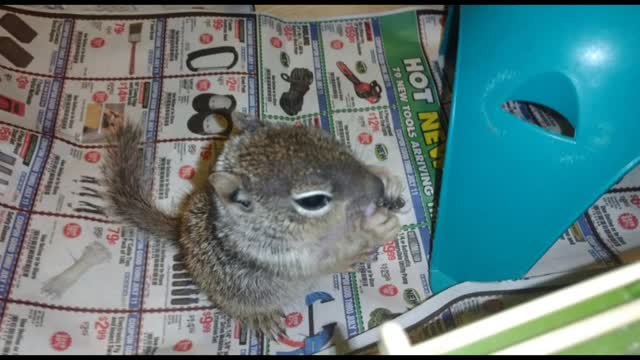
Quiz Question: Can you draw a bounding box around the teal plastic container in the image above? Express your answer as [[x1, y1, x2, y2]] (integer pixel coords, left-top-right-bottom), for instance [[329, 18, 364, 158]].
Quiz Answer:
[[430, 5, 640, 292]]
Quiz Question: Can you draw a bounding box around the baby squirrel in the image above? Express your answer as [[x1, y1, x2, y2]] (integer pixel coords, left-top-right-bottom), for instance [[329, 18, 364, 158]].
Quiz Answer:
[[102, 112, 404, 340]]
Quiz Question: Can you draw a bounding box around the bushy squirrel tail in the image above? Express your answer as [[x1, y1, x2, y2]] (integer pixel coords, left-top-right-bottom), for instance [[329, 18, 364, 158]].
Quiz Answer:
[[102, 121, 180, 242]]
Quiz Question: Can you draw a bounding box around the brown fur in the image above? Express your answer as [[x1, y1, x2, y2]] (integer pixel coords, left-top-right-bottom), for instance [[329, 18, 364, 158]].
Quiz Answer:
[[101, 113, 403, 340], [102, 123, 180, 241]]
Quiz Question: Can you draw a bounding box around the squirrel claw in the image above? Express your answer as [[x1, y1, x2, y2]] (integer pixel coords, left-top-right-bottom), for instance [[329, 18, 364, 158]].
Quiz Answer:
[[246, 311, 287, 343]]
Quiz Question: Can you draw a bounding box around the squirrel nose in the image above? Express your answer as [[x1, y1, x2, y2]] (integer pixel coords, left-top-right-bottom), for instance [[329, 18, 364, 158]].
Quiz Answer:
[[349, 173, 386, 219]]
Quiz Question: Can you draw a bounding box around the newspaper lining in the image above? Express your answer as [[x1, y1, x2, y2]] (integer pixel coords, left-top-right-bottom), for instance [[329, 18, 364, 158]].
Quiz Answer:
[[0, 5, 637, 354]]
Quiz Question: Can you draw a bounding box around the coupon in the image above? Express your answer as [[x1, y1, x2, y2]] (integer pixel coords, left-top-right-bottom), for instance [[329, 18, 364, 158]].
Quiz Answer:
[[586, 190, 640, 260], [258, 17, 323, 118], [32, 141, 109, 220], [269, 278, 343, 356], [139, 309, 254, 355], [151, 140, 222, 215], [10, 215, 142, 310], [0, 209, 28, 298], [320, 18, 391, 111], [144, 239, 212, 309], [417, 12, 445, 73], [66, 19, 163, 78], [349, 228, 432, 335], [0, 10, 71, 76], [0, 69, 53, 134], [0, 125, 47, 209], [157, 75, 253, 141], [416, 12, 447, 98], [0, 303, 138, 354], [164, 15, 256, 76], [55, 78, 153, 144], [527, 215, 618, 278]]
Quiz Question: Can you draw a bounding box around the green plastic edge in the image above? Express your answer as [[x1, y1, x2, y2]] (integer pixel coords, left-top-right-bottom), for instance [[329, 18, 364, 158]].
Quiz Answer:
[[447, 280, 640, 355], [557, 318, 640, 355]]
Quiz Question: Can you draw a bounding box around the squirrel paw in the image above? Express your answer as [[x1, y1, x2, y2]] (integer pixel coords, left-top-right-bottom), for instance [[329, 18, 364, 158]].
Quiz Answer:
[[340, 248, 379, 272], [246, 311, 287, 342], [359, 207, 401, 247], [340, 211, 399, 273], [367, 165, 405, 211]]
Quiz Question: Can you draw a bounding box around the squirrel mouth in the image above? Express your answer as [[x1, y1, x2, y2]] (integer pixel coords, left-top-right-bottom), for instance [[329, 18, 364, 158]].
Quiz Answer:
[[358, 195, 406, 219], [363, 202, 376, 218], [376, 197, 406, 211]]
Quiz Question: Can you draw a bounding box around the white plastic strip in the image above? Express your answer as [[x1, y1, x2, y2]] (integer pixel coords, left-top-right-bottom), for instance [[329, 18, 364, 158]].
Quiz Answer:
[[379, 321, 413, 355]]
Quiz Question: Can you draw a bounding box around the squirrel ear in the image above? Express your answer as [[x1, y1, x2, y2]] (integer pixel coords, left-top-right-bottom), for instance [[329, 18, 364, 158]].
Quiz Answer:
[[230, 111, 265, 133], [209, 172, 253, 211], [209, 172, 242, 199]]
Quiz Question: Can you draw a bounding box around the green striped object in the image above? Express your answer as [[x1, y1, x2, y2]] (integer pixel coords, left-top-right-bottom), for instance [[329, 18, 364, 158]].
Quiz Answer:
[[380, 261, 640, 355]]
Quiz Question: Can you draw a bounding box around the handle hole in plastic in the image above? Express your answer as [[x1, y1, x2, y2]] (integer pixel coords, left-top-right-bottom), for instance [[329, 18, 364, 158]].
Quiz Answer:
[[502, 100, 575, 139]]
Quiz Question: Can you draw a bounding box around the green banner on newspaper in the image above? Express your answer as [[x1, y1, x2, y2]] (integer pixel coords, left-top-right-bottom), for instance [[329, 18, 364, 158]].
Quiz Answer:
[[380, 11, 447, 226]]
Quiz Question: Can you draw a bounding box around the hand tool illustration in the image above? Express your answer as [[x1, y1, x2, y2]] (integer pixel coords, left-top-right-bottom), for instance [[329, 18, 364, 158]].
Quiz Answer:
[[0, 14, 37, 68], [336, 61, 382, 104], [0, 94, 26, 117], [0, 13, 37, 43], [128, 22, 143, 75], [0, 36, 33, 68], [276, 291, 337, 355], [279, 68, 314, 116], [187, 93, 236, 136], [0, 150, 16, 196], [186, 46, 238, 72], [41, 241, 112, 299]]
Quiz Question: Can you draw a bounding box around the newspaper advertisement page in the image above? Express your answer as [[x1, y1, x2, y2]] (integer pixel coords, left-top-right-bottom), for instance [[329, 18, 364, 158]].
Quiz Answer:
[[0, 5, 638, 355]]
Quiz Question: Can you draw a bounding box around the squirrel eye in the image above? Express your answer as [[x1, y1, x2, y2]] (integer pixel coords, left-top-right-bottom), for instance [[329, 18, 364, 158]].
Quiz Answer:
[[231, 189, 252, 210], [291, 191, 332, 217], [295, 194, 330, 210]]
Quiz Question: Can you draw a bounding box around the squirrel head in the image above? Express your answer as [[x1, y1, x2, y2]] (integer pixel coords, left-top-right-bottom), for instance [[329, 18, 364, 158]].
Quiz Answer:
[[209, 112, 386, 257]]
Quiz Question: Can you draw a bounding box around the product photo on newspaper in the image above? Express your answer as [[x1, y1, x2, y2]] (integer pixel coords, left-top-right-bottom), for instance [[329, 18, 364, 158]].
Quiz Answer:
[[0, 4, 638, 355]]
